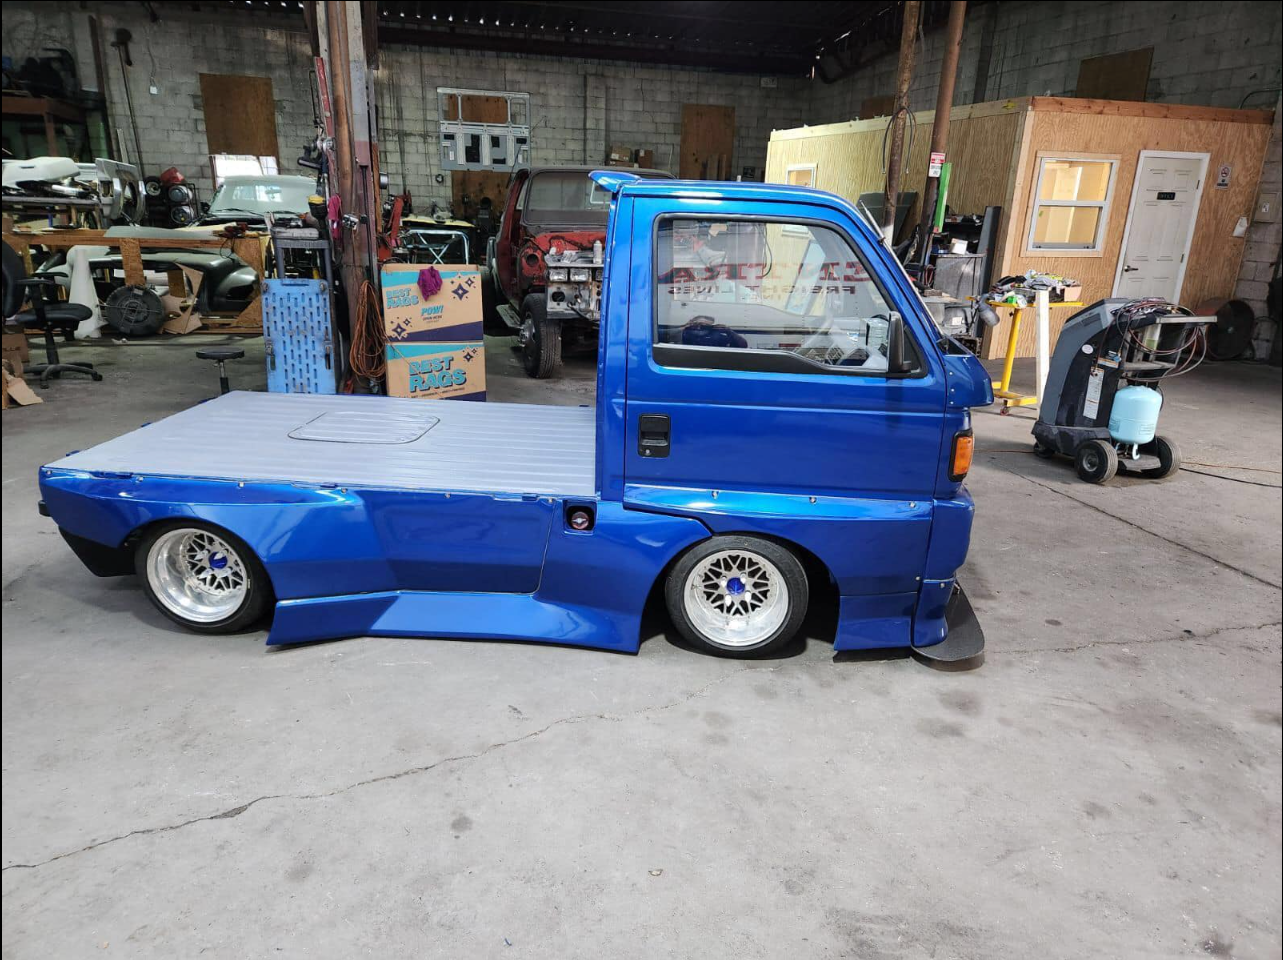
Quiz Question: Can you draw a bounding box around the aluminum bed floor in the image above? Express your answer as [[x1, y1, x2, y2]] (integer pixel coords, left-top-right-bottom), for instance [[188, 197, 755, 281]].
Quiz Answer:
[[49, 392, 597, 498]]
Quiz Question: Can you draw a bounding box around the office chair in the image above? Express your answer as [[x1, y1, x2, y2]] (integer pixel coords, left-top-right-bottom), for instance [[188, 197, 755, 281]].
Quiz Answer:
[[2, 241, 101, 387]]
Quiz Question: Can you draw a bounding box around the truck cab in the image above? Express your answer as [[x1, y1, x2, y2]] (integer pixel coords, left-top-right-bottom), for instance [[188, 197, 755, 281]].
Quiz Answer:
[[39, 172, 993, 662]]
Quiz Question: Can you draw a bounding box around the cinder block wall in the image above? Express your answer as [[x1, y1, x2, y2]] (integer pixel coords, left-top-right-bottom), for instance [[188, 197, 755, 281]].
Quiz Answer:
[[1, 2, 806, 209], [809, 0, 1283, 122], [372, 45, 807, 207], [3, 0, 1279, 232]]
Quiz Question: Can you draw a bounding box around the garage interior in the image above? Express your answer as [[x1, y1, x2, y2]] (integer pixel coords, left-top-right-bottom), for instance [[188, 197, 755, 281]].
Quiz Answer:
[[2, 2, 1281, 958]]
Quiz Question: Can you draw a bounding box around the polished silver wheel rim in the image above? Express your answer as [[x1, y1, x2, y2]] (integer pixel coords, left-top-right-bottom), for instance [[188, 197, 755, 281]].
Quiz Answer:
[[684, 549, 788, 648], [146, 529, 248, 623]]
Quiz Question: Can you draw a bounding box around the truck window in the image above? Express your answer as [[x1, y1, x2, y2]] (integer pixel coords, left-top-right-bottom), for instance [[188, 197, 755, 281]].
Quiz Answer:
[[654, 217, 914, 374]]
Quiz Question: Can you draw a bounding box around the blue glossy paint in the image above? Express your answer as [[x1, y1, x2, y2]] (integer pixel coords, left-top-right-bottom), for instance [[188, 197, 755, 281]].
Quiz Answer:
[[40, 174, 991, 656]]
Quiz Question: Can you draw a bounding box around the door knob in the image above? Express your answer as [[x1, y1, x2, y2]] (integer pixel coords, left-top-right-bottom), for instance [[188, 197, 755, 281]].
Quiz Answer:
[[1123, 265, 1138, 273]]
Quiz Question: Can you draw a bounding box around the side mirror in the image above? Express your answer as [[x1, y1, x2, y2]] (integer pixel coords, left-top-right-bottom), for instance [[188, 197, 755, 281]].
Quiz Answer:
[[886, 312, 914, 375]]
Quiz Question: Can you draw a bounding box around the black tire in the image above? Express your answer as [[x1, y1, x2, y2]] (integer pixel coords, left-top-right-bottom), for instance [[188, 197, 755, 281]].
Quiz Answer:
[[133, 521, 272, 634], [480, 266, 506, 335], [1033, 440, 1057, 460], [665, 536, 808, 658], [1074, 439, 1118, 484], [1141, 435, 1182, 479], [520, 293, 562, 379]]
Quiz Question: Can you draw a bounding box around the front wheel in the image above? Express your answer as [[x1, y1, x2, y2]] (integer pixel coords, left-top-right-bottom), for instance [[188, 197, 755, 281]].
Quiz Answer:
[[1075, 439, 1118, 484], [665, 537, 808, 658], [135, 522, 272, 633], [520, 294, 562, 379]]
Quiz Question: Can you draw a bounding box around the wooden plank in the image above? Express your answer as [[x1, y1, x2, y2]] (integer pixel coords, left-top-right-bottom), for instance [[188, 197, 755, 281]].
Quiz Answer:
[[117, 239, 145, 287], [450, 170, 510, 231], [1, 95, 86, 122], [231, 236, 267, 278], [1029, 96, 1274, 126], [768, 98, 1030, 142], [443, 93, 509, 124], [6, 230, 266, 251], [680, 104, 735, 180], [199, 73, 278, 157], [859, 95, 895, 119], [1075, 48, 1153, 102]]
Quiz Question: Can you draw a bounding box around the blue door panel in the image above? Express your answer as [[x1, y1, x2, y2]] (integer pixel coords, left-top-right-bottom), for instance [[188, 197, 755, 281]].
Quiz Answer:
[[621, 196, 948, 569]]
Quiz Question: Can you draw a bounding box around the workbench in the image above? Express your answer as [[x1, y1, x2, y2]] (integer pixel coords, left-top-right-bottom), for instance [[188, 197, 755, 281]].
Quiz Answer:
[[2, 228, 268, 332]]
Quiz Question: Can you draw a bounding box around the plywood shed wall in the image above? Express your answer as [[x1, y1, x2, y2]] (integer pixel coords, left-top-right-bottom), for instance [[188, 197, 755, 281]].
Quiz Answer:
[[766, 99, 1027, 254], [766, 97, 1275, 361], [989, 98, 1275, 359]]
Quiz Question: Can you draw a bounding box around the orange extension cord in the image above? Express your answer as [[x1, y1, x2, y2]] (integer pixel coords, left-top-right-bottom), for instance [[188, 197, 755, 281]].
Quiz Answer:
[[348, 278, 386, 386]]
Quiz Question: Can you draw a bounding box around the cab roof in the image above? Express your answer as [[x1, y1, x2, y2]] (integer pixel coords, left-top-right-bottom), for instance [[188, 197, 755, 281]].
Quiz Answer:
[[589, 169, 861, 213]]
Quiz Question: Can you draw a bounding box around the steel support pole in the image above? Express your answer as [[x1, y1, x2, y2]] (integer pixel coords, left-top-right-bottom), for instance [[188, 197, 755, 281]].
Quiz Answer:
[[917, 0, 968, 267], [882, 0, 921, 240]]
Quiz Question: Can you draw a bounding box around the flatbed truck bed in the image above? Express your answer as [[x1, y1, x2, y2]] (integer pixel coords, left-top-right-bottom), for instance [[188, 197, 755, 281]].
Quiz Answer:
[[51, 392, 597, 498]]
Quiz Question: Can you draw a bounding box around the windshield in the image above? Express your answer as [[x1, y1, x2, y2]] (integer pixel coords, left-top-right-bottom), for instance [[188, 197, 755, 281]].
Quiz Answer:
[[207, 178, 314, 216], [524, 169, 671, 221]]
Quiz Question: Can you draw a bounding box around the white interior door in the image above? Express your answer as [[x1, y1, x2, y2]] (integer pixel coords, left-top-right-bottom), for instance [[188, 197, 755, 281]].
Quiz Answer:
[[1113, 152, 1207, 302]]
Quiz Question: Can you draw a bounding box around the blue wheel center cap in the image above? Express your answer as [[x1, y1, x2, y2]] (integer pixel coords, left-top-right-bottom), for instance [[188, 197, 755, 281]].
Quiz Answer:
[[726, 576, 745, 596], [209, 552, 228, 570]]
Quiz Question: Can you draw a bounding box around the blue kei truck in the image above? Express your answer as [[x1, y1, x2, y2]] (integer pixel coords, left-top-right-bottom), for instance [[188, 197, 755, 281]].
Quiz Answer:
[[37, 172, 993, 661]]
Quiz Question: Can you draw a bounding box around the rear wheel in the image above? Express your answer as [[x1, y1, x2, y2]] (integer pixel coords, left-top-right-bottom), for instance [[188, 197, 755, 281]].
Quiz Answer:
[[135, 522, 271, 633], [1033, 440, 1057, 460], [1074, 439, 1118, 484], [1141, 435, 1181, 479], [665, 537, 808, 658], [520, 293, 562, 379]]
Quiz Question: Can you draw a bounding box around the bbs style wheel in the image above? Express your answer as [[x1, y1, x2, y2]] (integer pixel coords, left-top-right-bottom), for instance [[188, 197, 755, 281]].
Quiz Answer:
[[135, 522, 271, 633], [665, 536, 808, 658]]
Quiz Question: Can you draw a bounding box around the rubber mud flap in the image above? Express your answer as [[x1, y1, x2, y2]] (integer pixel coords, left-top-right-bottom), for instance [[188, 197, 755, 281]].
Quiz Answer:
[[914, 583, 984, 663]]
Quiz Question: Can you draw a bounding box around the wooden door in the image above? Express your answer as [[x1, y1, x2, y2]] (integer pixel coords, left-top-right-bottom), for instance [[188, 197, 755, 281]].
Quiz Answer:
[[200, 74, 279, 158], [680, 104, 735, 180]]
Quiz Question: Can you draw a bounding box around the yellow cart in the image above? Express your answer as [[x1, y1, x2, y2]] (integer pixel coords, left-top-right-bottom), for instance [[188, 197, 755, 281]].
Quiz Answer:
[[987, 298, 1084, 412]]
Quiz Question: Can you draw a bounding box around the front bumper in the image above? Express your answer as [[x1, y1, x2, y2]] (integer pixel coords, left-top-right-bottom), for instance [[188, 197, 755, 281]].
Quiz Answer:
[[913, 583, 985, 662]]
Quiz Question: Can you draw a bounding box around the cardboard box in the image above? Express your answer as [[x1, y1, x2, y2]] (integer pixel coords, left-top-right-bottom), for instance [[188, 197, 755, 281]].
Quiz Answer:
[[636, 149, 655, 169], [385, 341, 486, 402], [3, 332, 31, 368], [381, 264, 483, 343]]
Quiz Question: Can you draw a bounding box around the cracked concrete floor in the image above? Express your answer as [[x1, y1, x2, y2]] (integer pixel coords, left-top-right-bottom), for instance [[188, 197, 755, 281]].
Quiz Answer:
[[2, 338, 1281, 959]]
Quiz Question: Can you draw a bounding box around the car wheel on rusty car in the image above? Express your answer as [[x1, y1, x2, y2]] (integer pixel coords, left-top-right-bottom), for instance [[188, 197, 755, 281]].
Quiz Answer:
[[521, 293, 562, 379], [134, 521, 272, 634], [665, 536, 809, 658]]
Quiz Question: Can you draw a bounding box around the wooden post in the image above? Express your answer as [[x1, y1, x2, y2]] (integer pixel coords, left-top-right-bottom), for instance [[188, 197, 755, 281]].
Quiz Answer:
[[882, 0, 921, 240], [917, 0, 967, 265], [326, 1, 365, 340]]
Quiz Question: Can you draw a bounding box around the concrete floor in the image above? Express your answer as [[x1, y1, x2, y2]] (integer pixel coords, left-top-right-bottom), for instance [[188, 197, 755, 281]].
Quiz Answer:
[[2, 334, 1280, 960]]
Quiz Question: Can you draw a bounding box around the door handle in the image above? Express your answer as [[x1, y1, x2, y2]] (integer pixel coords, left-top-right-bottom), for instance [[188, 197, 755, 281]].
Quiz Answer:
[[638, 414, 670, 458], [1123, 265, 1139, 273]]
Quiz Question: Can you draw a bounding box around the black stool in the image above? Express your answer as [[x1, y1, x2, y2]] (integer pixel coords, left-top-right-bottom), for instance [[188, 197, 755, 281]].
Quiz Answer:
[[196, 346, 245, 395]]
